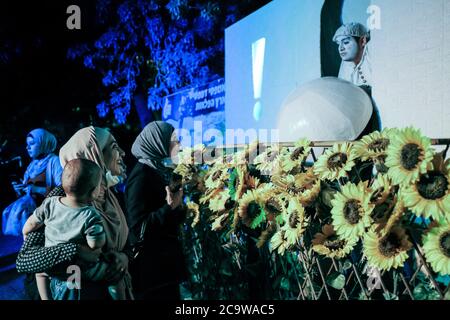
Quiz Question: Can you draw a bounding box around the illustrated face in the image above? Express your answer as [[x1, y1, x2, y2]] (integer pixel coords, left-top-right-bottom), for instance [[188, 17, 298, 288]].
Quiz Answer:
[[103, 135, 126, 176], [337, 36, 360, 62], [169, 130, 181, 162], [26, 136, 40, 159]]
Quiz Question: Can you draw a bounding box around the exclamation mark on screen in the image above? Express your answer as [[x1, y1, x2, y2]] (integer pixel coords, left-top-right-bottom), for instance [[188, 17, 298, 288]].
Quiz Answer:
[[252, 37, 265, 122]]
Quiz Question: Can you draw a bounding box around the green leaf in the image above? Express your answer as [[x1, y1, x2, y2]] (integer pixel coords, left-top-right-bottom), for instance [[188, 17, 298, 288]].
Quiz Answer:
[[383, 292, 399, 300], [280, 277, 290, 291], [413, 283, 441, 300], [358, 291, 370, 300], [227, 168, 238, 200], [326, 272, 346, 290], [275, 214, 285, 225], [250, 208, 266, 229]]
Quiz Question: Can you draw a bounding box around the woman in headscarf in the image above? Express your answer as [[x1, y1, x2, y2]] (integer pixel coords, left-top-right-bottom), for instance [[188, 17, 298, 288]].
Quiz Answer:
[[125, 121, 187, 300], [2, 129, 63, 236], [16, 126, 133, 300]]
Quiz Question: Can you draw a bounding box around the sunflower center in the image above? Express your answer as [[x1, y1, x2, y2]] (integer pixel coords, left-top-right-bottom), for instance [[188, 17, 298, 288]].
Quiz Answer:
[[327, 152, 348, 169], [439, 232, 450, 258], [248, 201, 261, 220], [323, 235, 345, 251], [288, 210, 300, 228], [400, 143, 422, 170], [290, 147, 305, 161], [343, 200, 361, 225], [379, 232, 401, 257], [417, 171, 448, 200], [266, 198, 282, 214], [368, 138, 390, 152]]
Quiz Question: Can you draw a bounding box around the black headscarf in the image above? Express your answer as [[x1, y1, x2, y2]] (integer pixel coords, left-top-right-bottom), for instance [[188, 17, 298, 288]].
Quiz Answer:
[[131, 121, 175, 180]]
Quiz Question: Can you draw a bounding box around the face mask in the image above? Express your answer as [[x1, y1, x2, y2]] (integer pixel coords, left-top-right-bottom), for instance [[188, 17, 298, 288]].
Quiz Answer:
[[105, 170, 124, 188]]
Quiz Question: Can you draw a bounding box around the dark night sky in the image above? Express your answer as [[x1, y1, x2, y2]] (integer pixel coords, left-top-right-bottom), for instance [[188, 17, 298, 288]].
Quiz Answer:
[[0, 1, 111, 152]]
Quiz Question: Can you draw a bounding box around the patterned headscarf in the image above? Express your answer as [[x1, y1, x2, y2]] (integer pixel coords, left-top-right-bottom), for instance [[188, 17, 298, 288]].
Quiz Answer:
[[131, 121, 174, 174], [59, 126, 129, 251]]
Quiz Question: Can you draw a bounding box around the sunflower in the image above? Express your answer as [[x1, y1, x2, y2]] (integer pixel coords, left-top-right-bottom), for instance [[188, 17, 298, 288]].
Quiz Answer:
[[209, 189, 231, 213], [174, 163, 200, 185], [257, 222, 278, 248], [352, 130, 391, 161], [312, 224, 357, 259], [271, 173, 297, 194], [402, 154, 450, 220], [422, 219, 450, 275], [186, 201, 200, 227], [294, 168, 321, 207], [385, 127, 434, 186], [228, 165, 247, 201], [260, 191, 286, 222], [253, 145, 283, 173], [369, 174, 394, 206], [331, 182, 374, 241], [314, 142, 356, 181], [270, 169, 320, 207], [238, 190, 266, 229], [211, 213, 230, 231], [270, 229, 289, 256], [279, 139, 311, 173], [246, 175, 261, 190], [374, 199, 408, 237], [231, 141, 260, 166], [363, 226, 412, 271], [204, 163, 229, 190], [281, 198, 308, 246], [369, 175, 400, 228], [200, 187, 224, 205]]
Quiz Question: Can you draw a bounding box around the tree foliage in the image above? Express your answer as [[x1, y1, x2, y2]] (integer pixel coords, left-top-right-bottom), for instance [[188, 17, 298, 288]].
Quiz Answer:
[[68, 0, 271, 124]]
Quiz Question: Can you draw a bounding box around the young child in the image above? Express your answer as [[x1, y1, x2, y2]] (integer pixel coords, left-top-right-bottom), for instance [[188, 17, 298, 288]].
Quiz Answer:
[[23, 158, 125, 300]]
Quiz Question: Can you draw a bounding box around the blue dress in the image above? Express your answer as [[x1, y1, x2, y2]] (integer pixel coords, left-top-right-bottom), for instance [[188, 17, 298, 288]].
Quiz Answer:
[[2, 154, 62, 236]]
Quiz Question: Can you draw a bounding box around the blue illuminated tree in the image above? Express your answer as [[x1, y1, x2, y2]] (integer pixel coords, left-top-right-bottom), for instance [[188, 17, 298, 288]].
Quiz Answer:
[[68, 0, 270, 124]]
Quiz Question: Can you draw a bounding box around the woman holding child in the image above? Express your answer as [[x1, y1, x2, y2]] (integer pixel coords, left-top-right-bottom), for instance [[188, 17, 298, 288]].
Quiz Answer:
[[16, 126, 132, 300]]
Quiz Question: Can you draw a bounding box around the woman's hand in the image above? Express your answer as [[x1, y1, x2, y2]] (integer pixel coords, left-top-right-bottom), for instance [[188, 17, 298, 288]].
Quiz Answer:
[[77, 245, 102, 263], [103, 252, 129, 283], [22, 185, 46, 196], [165, 186, 183, 210], [11, 182, 25, 195]]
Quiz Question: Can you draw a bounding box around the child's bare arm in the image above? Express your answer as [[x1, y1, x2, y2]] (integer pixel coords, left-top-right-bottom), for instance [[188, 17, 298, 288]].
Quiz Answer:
[[22, 215, 43, 240], [85, 212, 106, 250], [87, 236, 106, 250]]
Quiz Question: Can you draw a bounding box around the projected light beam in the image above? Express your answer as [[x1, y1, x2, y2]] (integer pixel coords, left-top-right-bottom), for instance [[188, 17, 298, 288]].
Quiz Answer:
[[252, 37, 266, 122]]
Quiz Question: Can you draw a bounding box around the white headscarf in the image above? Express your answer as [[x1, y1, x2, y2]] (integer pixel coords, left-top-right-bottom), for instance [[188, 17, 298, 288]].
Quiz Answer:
[[59, 126, 129, 251]]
